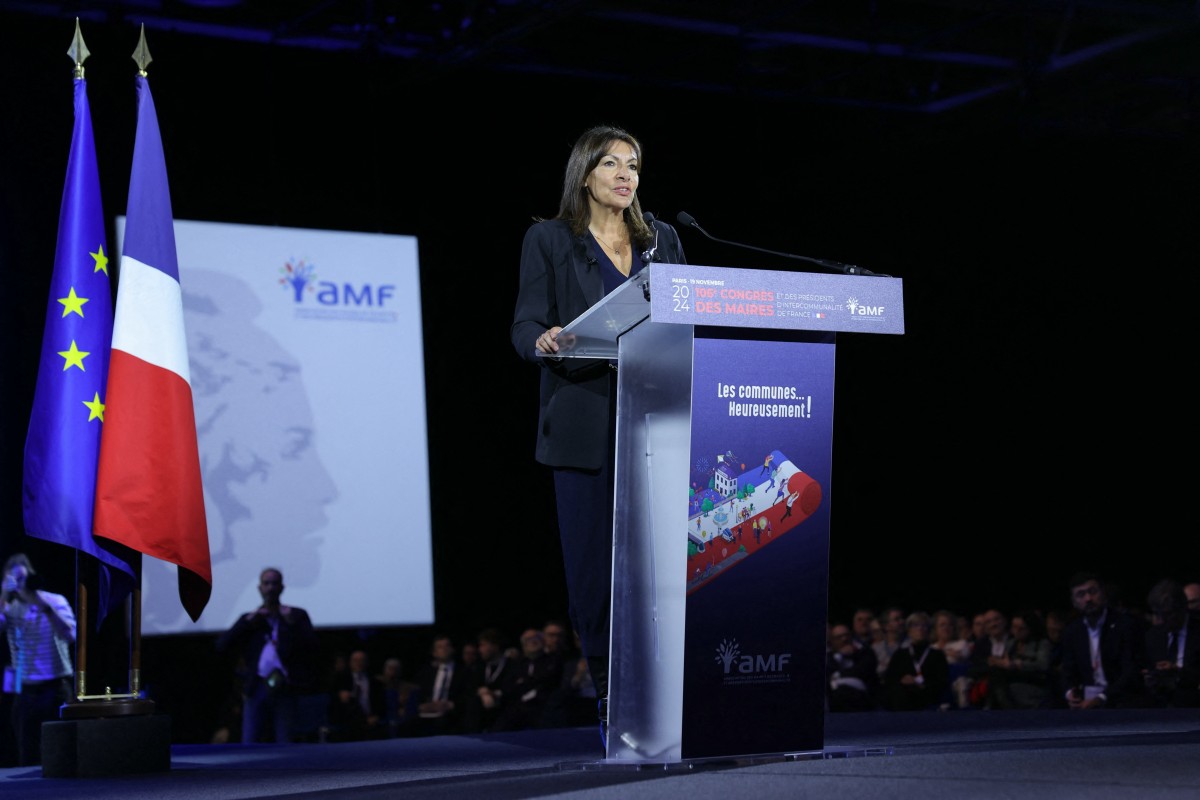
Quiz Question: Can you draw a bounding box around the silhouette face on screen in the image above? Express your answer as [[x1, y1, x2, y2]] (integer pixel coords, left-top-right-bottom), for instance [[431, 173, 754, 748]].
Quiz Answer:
[[142, 268, 337, 631]]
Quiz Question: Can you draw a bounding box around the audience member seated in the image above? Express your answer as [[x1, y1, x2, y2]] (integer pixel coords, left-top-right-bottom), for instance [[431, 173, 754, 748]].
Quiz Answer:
[[1183, 580, 1200, 622], [461, 641, 480, 672], [542, 628, 596, 728], [826, 623, 879, 711], [882, 611, 949, 712], [415, 634, 472, 735], [463, 627, 515, 733], [377, 656, 420, 738], [492, 627, 564, 732], [969, 611, 987, 648], [956, 614, 975, 649], [851, 607, 877, 650], [873, 606, 907, 681], [1043, 608, 1069, 708], [540, 618, 574, 668], [868, 615, 885, 653], [1061, 571, 1145, 709], [987, 609, 1052, 709], [966, 608, 1013, 709], [326, 649, 388, 741], [1143, 578, 1200, 709], [931, 609, 972, 709]]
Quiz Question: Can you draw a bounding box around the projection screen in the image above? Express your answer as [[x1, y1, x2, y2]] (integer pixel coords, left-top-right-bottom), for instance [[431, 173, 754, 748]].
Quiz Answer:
[[115, 217, 434, 634]]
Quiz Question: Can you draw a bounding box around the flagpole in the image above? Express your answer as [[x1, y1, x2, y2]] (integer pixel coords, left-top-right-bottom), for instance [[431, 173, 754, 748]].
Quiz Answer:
[[131, 579, 144, 697], [121, 23, 152, 707], [69, 30, 91, 707], [75, 558, 88, 700]]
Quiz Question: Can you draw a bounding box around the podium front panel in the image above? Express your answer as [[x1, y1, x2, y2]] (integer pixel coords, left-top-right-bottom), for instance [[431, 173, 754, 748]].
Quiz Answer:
[[606, 321, 833, 762], [679, 328, 833, 759], [607, 319, 693, 761]]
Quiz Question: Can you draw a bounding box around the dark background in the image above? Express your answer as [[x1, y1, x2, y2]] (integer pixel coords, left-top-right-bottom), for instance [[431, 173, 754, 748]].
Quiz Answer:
[[1, 3, 1197, 742]]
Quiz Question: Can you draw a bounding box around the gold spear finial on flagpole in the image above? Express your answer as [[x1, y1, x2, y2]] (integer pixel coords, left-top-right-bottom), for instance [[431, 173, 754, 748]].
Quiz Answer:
[[132, 23, 152, 76], [68, 17, 90, 79]]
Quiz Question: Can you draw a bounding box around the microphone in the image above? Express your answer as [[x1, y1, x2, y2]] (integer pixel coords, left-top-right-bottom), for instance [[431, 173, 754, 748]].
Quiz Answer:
[[641, 212, 660, 264], [675, 211, 889, 277], [637, 212, 660, 300]]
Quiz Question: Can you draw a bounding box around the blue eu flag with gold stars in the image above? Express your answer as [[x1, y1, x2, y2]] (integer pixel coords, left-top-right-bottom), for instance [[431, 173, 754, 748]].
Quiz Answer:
[[23, 75, 136, 625]]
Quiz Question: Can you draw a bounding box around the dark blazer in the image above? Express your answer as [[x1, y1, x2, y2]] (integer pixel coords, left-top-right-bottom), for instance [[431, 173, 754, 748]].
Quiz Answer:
[[882, 641, 950, 711], [463, 655, 518, 733], [826, 641, 879, 711], [214, 605, 319, 694], [415, 659, 473, 710], [493, 651, 566, 731], [510, 217, 686, 469], [967, 635, 1014, 681], [325, 668, 389, 740], [471, 654, 517, 698], [332, 669, 387, 720], [1059, 608, 1143, 707], [1144, 616, 1200, 708]]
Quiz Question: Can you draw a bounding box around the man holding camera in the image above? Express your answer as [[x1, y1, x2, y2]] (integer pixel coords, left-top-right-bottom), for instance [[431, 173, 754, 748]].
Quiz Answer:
[[0, 553, 76, 766], [215, 567, 318, 743]]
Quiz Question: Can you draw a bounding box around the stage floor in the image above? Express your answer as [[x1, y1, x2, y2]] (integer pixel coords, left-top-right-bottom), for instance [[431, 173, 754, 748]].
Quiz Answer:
[[4, 709, 1200, 799]]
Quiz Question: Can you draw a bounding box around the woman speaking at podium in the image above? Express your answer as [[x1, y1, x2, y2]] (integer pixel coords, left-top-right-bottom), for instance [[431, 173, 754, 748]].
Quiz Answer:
[[510, 124, 685, 746]]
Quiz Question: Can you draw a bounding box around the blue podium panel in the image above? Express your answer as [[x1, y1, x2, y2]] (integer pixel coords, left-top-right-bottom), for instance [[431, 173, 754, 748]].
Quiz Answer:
[[649, 263, 904, 335], [606, 323, 834, 762], [553, 262, 903, 361], [680, 329, 833, 759]]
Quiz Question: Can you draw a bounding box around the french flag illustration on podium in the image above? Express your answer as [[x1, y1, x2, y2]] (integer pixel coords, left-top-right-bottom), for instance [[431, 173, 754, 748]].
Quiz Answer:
[[94, 69, 212, 622]]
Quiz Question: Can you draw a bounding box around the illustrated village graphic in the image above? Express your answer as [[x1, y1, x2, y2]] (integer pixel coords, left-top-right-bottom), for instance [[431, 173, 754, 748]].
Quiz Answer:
[[686, 448, 822, 593]]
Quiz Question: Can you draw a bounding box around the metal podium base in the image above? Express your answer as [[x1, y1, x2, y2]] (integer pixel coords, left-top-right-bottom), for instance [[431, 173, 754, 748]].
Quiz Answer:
[[558, 744, 893, 772]]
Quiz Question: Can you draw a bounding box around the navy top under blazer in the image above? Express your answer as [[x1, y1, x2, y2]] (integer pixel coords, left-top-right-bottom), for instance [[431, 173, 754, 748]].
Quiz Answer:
[[510, 217, 686, 470]]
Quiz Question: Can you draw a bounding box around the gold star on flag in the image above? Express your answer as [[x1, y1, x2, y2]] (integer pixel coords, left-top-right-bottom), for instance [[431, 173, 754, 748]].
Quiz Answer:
[[91, 244, 109, 275], [84, 392, 105, 422], [58, 340, 89, 371], [59, 287, 89, 318]]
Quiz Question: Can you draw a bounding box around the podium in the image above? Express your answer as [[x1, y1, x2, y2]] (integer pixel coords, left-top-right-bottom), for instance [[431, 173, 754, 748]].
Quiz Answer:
[[548, 262, 904, 764]]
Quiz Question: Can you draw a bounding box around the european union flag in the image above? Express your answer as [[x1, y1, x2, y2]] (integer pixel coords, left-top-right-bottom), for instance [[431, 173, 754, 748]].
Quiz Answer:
[[23, 73, 137, 626]]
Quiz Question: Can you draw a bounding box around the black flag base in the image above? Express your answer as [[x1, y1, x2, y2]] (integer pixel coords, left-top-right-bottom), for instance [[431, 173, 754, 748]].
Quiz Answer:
[[42, 712, 171, 778]]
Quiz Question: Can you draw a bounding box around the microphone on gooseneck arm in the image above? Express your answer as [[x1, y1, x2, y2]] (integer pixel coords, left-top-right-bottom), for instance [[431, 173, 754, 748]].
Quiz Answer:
[[675, 211, 889, 277], [641, 212, 660, 264]]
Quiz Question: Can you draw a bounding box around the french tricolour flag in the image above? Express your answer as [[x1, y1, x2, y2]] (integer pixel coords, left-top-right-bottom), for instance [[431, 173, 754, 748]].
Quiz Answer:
[[94, 73, 212, 622]]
